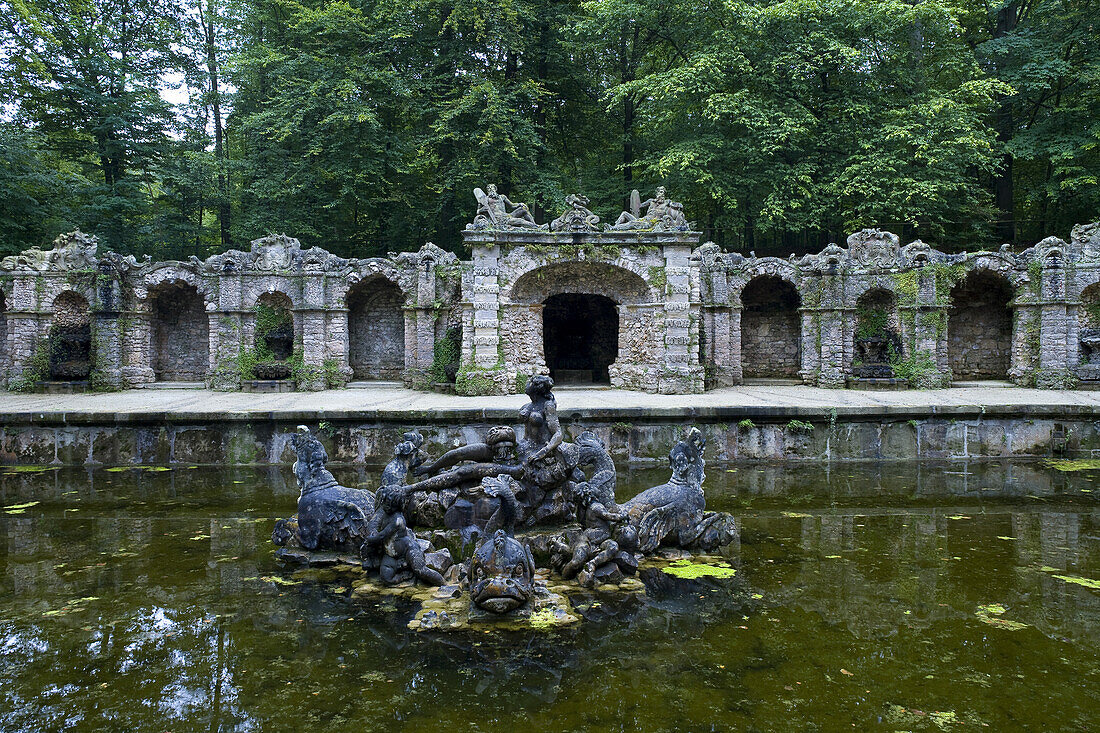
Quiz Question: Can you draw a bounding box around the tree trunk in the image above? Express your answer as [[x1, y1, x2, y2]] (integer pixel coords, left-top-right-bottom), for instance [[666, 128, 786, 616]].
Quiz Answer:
[[204, 0, 231, 249]]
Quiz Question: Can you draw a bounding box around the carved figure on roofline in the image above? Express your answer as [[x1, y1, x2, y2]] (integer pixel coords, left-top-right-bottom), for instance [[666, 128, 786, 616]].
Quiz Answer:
[[550, 193, 601, 232], [607, 186, 690, 231], [469, 184, 547, 230]]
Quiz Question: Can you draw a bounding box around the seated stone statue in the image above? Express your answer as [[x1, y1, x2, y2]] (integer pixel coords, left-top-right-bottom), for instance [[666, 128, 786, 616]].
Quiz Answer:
[[273, 426, 377, 553], [608, 186, 688, 231], [471, 184, 546, 230]]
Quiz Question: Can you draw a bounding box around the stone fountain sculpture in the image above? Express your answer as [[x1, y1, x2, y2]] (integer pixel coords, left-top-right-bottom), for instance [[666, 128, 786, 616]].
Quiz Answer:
[[272, 379, 739, 620], [272, 426, 377, 553]]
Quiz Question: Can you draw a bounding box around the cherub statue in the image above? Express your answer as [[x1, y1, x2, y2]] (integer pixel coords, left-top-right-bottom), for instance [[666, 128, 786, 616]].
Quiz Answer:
[[471, 184, 546, 230], [362, 483, 446, 586]]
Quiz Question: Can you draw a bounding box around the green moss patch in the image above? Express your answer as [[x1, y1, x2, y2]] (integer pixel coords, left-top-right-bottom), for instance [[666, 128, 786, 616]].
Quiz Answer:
[[1042, 459, 1100, 472], [1051, 574, 1100, 591], [661, 558, 737, 579], [0, 466, 59, 474], [103, 466, 172, 473], [975, 603, 1028, 631]]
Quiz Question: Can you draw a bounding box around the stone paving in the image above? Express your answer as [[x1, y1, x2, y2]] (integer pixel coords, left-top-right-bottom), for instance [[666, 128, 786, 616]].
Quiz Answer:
[[3, 384, 1100, 422]]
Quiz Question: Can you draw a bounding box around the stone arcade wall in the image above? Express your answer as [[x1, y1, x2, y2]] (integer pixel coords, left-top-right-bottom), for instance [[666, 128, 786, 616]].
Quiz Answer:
[[4, 221, 1100, 394]]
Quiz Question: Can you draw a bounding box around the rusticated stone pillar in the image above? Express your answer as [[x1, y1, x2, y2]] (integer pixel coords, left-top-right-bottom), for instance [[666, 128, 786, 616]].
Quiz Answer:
[[120, 304, 154, 387], [210, 272, 243, 390], [297, 273, 327, 390], [659, 243, 703, 393]]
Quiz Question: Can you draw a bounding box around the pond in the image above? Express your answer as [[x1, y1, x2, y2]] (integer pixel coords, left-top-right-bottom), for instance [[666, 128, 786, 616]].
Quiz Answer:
[[1, 461, 1098, 731]]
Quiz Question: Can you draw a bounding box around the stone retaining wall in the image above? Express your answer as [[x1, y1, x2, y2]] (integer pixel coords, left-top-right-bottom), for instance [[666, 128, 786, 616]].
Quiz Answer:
[[0, 410, 1093, 466]]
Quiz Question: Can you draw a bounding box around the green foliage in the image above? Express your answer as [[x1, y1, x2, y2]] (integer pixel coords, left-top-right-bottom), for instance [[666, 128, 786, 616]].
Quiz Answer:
[[7, 340, 51, 392], [647, 266, 667, 293], [611, 422, 633, 434], [855, 305, 891, 340], [890, 348, 946, 389], [2, 0, 1100, 256], [455, 368, 499, 396], [737, 419, 755, 431], [785, 420, 814, 433], [428, 328, 461, 385]]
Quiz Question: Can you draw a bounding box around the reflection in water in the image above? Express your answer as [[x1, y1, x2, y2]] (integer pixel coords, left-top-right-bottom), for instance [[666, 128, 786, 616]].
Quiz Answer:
[[0, 462, 1098, 730]]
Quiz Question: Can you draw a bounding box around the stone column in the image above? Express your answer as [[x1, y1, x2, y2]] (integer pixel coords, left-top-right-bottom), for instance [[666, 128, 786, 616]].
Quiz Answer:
[[799, 310, 817, 385], [660, 244, 703, 393], [700, 263, 734, 387], [912, 264, 950, 385], [3, 275, 42, 386], [815, 273, 846, 388], [729, 306, 743, 384], [1032, 258, 1072, 387], [298, 273, 327, 391], [120, 304, 155, 387], [210, 273, 243, 389], [91, 273, 124, 389], [405, 262, 441, 385], [457, 240, 509, 395]]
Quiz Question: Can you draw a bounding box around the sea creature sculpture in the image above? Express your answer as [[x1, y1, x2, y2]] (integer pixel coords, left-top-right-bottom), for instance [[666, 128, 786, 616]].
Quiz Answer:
[[620, 427, 708, 552], [272, 426, 377, 553], [465, 476, 536, 613]]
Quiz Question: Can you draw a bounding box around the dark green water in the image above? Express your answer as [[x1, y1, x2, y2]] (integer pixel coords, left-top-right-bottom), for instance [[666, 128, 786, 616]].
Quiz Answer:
[[1, 461, 1098, 732]]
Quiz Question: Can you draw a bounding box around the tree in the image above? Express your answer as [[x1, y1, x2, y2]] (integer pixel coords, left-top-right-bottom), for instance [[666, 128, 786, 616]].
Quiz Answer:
[[0, 0, 189, 254]]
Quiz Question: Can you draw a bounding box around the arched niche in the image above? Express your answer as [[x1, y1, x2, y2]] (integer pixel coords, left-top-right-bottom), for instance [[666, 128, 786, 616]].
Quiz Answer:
[[347, 277, 405, 380], [49, 291, 92, 380], [543, 293, 619, 384], [254, 292, 296, 380], [853, 288, 902, 376], [149, 281, 209, 381], [740, 276, 801, 379], [948, 269, 1014, 379]]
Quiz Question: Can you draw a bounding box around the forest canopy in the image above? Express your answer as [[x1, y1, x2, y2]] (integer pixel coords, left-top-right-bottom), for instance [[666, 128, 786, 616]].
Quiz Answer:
[[1, 0, 1097, 260]]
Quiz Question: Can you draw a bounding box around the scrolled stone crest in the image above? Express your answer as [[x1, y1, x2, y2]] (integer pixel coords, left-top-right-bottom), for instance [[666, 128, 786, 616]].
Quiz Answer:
[[1, 230, 99, 272], [847, 229, 900, 268]]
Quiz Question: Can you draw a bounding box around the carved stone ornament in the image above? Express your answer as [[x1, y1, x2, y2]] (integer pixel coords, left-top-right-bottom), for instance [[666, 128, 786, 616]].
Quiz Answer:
[[550, 194, 601, 232], [0, 230, 100, 272], [847, 229, 900, 268]]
